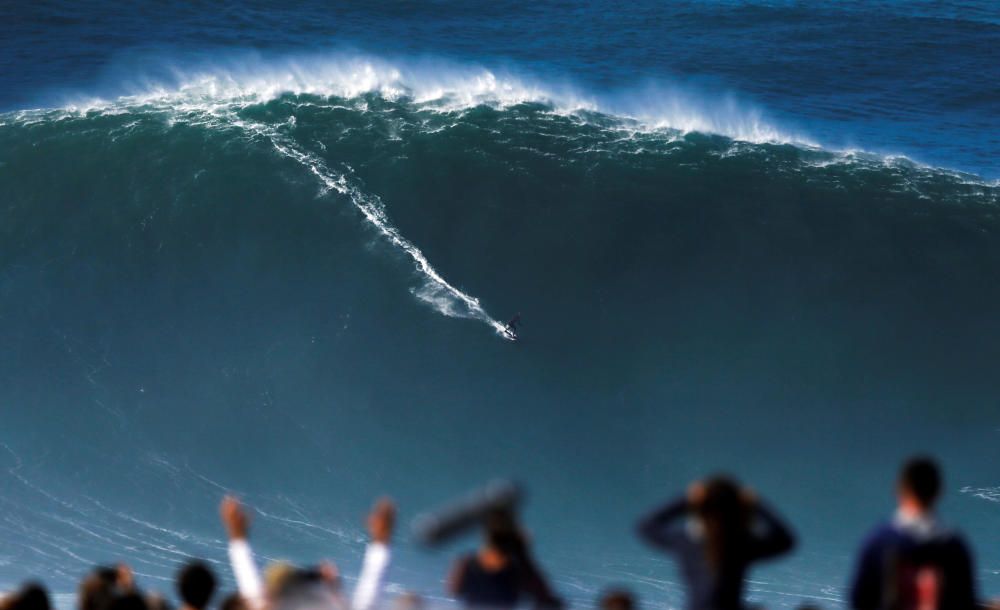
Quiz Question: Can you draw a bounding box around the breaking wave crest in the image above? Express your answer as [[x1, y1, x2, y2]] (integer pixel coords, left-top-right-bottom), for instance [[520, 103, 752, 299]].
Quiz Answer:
[[51, 51, 806, 145]]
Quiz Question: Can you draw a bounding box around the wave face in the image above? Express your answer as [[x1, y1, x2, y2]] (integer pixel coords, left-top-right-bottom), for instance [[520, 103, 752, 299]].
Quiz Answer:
[[2, 71, 1000, 607]]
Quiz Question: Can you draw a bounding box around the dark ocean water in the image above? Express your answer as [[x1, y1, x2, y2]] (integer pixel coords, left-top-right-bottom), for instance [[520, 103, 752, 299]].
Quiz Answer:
[[1, 2, 999, 608]]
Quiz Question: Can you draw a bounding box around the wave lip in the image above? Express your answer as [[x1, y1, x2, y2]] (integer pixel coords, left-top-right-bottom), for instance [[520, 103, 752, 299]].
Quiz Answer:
[[46, 51, 812, 146]]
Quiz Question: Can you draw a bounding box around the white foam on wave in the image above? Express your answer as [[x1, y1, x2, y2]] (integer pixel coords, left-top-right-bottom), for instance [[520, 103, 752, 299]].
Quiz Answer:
[[217, 108, 513, 338], [7, 58, 522, 338], [49, 50, 805, 146], [960, 485, 1000, 503]]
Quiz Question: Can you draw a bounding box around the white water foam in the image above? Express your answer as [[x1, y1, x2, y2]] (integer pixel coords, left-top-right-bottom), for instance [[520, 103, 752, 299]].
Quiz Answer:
[[6, 78, 517, 338], [219, 109, 512, 339], [50, 51, 805, 146], [960, 485, 1000, 503]]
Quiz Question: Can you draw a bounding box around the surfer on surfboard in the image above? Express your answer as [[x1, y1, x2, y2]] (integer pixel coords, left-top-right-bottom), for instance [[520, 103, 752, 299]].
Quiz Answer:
[[503, 313, 521, 339]]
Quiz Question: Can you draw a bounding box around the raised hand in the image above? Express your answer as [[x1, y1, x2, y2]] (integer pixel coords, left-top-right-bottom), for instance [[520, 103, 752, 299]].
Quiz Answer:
[[220, 495, 250, 541], [367, 497, 396, 544]]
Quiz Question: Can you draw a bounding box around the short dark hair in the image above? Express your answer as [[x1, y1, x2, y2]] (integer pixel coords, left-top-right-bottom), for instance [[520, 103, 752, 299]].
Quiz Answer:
[[9, 583, 51, 610], [176, 562, 216, 610], [900, 456, 941, 508], [79, 568, 117, 610]]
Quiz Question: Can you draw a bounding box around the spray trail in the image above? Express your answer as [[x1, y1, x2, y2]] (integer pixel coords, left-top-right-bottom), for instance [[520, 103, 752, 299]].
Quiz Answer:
[[227, 113, 511, 339]]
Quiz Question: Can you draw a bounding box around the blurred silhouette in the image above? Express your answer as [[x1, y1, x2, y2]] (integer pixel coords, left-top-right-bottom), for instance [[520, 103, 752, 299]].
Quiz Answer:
[[219, 495, 391, 610], [176, 562, 216, 610], [0, 583, 51, 610], [353, 498, 396, 610], [447, 509, 562, 610], [413, 480, 522, 546], [599, 589, 636, 610], [849, 456, 978, 610], [414, 480, 561, 610], [637, 475, 795, 610], [220, 496, 265, 608], [5, 461, 999, 610], [79, 565, 138, 610]]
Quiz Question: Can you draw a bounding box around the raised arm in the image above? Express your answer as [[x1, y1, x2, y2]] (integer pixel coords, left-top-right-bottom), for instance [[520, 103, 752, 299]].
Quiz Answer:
[[636, 497, 689, 550], [221, 496, 264, 608], [746, 500, 796, 560], [352, 498, 396, 610]]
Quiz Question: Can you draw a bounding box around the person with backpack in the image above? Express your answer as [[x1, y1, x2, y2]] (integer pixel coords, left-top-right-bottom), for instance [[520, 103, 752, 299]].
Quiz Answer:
[[849, 456, 979, 610]]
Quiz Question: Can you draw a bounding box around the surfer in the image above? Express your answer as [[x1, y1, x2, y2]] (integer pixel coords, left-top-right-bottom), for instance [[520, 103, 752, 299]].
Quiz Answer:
[[503, 313, 521, 339]]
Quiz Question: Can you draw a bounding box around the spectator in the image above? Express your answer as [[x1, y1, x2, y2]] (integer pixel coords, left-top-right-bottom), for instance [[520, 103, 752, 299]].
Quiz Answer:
[[849, 456, 978, 610], [637, 475, 795, 610], [79, 565, 135, 610], [220, 495, 392, 610], [448, 508, 562, 610], [220, 497, 265, 608], [176, 562, 216, 610], [1, 583, 51, 610], [352, 498, 396, 610]]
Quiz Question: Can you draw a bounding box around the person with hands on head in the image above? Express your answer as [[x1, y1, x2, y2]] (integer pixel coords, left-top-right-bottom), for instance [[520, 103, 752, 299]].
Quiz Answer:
[[79, 564, 139, 610], [637, 476, 795, 610]]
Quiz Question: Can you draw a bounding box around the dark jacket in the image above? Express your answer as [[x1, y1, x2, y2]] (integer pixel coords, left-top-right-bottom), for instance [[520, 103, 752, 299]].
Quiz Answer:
[[454, 553, 563, 610], [637, 498, 795, 610], [849, 514, 977, 610]]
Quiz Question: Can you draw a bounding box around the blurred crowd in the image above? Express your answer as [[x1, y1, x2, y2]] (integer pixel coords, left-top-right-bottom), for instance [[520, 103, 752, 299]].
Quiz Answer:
[[1, 455, 996, 610]]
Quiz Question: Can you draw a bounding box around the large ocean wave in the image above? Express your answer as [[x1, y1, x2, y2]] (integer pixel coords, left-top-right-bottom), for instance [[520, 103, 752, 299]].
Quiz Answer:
[[22, 52, 806, 144], [2, 50, 999, 607]]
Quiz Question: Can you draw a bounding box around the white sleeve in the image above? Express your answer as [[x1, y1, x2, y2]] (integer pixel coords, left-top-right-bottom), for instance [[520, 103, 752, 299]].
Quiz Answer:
[[352, 542, 391, 610], [228, 539, 264, 607]]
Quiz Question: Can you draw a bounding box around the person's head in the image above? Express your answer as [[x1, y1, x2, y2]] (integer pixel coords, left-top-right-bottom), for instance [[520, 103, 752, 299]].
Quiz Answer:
[[898, 456, 942, 513], [79, 567, 121, 610], [269, 568, 340, 610], [264, 562, 298, 601], [599, 589, 635, 610], [692, 476, 752, 571], [483, 508, 524, 558], [177, 562, 216, 610], [6, 583, 51, 610]]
